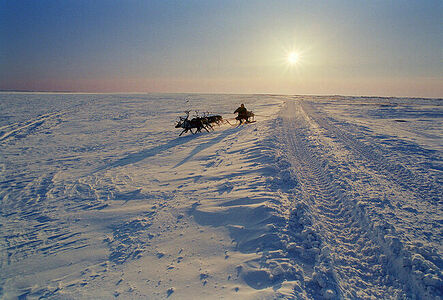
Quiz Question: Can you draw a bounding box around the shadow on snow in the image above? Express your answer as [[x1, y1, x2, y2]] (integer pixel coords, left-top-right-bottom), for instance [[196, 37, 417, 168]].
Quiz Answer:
[[93, 126, 241, 173], [173, 127, 240, 168]]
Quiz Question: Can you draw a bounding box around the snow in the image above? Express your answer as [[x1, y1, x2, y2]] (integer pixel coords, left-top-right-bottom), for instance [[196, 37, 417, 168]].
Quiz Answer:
[[0, 93, 442, 299]]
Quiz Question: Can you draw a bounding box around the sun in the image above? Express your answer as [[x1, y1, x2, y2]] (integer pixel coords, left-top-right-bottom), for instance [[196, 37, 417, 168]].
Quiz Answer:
[[281, 47, 306, 71], [287, 52, 299, 65]]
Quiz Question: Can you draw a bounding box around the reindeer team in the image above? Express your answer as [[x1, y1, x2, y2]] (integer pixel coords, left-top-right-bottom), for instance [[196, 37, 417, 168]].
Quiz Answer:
[[175, 111, 225, 136], [175, 104, 254, 136]]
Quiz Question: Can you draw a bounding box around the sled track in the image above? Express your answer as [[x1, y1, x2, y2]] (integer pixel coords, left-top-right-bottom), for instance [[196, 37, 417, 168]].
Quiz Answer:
[[0, 97, 95, 144], [281, 101, 408, 298], [0, 111, 64, 143], [301, 101, 442, 205]]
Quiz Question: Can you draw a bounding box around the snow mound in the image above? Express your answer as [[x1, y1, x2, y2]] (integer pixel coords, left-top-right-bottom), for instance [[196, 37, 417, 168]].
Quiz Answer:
[[1, 93, 441, 299]]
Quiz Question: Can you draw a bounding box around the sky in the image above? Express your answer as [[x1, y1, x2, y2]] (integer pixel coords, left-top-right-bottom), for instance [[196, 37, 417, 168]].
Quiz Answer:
[[1, 0, 442, 97]]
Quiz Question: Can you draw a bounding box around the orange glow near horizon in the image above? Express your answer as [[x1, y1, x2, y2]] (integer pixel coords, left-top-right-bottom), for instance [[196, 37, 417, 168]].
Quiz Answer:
[[3, 76, 441, 98], [1, 1, 441, 98]]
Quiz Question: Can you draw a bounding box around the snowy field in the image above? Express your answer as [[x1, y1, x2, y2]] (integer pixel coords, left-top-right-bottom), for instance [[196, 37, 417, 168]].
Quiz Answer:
[[0, 93, 442, 299]]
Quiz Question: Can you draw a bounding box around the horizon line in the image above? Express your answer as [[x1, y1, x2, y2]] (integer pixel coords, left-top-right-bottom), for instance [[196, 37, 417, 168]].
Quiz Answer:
[[0, 89, 441, 100]]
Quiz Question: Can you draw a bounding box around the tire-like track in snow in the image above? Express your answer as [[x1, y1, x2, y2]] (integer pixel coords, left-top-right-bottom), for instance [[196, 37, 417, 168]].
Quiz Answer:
[[301, 101, 442, 205], [280, 100, 407, 299]]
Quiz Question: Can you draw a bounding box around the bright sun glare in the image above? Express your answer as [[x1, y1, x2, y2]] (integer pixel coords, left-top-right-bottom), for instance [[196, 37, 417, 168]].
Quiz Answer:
[[287, 52, 299, 65]]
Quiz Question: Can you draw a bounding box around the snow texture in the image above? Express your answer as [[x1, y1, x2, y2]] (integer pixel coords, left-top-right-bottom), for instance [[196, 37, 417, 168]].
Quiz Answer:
[[0, 93, 442, 299]]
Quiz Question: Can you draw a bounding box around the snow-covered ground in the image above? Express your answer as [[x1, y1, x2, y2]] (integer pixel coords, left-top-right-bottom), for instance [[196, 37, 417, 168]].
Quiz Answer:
[[0, 93, 441, 299]]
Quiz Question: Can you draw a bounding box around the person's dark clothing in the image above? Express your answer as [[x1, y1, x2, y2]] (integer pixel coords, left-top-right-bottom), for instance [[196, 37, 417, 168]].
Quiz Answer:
[[234, 106, 248, 118], [234, 104, 249, 124]]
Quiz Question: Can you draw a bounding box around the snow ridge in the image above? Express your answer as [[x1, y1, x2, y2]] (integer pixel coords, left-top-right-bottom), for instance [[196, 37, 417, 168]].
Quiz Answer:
[[188, 119, 340, 299], [1, 94, 441, 299]]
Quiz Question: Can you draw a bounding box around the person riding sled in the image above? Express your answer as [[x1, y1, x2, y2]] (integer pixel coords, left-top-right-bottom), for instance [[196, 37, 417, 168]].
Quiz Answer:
[[234, 103, 253, 124]]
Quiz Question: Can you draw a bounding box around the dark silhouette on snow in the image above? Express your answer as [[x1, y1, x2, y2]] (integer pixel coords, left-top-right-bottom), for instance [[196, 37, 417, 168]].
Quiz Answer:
[[175, 111, 231, 136], [175, 111, 209, 136], [234, 104, 255, 124]]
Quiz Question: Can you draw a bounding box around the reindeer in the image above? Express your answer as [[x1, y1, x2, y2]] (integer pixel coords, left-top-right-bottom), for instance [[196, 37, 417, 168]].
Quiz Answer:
[[203, 112, 230, 126], [199, 113, 214, 132], [199, 112, 226, 130], [175, 111, 210, 136], [206, 114, 224, 125]]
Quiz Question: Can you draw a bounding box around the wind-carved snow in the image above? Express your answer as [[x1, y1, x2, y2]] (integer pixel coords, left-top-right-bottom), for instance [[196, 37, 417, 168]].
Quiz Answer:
[[0, 93, 441, 299]]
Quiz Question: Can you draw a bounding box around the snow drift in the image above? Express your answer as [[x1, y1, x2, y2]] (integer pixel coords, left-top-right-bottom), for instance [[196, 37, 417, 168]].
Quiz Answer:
[[0, 93, 441, 299]]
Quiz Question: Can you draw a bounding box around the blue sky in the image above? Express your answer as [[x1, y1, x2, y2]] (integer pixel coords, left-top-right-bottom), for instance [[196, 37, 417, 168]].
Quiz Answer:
[[1, 0, 441, 97]]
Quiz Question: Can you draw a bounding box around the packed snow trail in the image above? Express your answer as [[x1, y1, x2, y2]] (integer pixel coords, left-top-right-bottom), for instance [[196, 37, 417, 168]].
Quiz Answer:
[[276, 98, 442, 299], [301, 101, 442, 205], [279, 100, 405, 298], [1, 93, 441, 299]]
